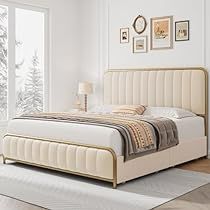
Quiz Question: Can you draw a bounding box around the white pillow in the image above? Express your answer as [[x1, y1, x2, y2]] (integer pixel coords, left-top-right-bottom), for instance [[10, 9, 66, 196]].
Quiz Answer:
[[89, 105, 118, 114], [143, 107, 196, 119]]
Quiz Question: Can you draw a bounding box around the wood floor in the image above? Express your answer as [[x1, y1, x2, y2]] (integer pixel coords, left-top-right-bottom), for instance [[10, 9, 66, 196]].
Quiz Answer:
[[177, 157, 210, 174], [154, 157, 210, 210], [0, 156, 210, 210]]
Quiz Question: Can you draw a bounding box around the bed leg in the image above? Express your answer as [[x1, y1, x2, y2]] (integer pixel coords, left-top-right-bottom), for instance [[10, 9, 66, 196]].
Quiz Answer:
[[2, 156, 6, 164], [113, 181, 117, 189]]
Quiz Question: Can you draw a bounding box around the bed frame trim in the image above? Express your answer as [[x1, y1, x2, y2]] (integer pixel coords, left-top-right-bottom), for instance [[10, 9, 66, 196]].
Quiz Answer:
[[3, 134, 118, 188]]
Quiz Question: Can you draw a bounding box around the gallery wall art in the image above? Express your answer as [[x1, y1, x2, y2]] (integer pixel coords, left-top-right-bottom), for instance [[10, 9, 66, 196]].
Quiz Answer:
[[119, 14, 190, 53]]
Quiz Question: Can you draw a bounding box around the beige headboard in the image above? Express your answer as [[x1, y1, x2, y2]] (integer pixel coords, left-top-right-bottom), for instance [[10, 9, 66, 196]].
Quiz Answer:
[[104, 67, 208, 116]]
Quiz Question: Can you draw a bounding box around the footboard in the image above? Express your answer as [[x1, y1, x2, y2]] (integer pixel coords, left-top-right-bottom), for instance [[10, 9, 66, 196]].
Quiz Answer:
[[3, 134, 117, 188]]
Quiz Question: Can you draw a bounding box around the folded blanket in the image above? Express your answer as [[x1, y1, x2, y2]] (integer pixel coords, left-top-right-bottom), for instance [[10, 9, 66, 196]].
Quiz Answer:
[[15, 113, 179, 161]]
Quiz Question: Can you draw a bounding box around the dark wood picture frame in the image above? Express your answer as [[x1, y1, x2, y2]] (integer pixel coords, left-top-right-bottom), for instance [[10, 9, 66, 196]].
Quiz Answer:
[[132, 15, 147, 35], [175, 20, 190, 41]]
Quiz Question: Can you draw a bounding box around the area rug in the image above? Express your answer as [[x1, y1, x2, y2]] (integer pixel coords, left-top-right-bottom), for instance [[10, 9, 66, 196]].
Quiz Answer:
[[0, 163, 210, 210], [0, 194, 46, 210]]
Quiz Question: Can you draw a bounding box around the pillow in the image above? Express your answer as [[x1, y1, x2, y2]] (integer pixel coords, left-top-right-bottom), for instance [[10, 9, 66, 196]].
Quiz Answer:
[[112, 105, 145, 115], [143, 107, 196, 119], [89, 105, 118, 113]]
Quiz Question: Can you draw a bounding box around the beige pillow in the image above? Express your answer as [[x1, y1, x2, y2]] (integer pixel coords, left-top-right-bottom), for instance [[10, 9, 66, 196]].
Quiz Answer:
[[112, 105, 145, 115]]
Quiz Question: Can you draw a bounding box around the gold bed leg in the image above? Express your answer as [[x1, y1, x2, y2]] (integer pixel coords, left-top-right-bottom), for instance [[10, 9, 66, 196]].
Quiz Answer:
[[113, 180, 117, 189]]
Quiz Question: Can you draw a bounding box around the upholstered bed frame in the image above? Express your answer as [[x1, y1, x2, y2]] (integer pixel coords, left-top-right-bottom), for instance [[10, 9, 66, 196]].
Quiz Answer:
[[2, 67, 208, 188]]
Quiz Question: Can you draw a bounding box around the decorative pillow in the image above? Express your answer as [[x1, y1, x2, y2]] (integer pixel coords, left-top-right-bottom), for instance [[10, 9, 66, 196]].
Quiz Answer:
[[112, 105, 145, 115], [143, 107, 196, 119]]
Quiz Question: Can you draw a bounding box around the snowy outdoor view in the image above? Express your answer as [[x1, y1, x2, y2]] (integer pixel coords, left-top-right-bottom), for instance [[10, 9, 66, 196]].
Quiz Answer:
[[16, 8, 45, 116], [0, 6, 45, 120], [0, 5, 8, 121]]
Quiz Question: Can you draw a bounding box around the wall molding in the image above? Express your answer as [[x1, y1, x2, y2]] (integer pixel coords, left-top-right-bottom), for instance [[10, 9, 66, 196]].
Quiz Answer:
[[98, 0, 109, 104], [203, 0, 210, 153], [203, 0, 206, 67]]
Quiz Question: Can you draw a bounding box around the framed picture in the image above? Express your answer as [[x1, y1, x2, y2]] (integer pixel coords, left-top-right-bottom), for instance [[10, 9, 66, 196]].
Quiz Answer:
[[133, 36, 147, 53], [120, 28, 129, 43], [150, 16, 173, 50], [175, 20, 190, 41], [132, 15, 147, 35]]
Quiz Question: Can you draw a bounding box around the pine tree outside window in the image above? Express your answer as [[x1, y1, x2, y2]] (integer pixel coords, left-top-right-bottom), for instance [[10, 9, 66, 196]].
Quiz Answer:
[[0, 1, 48, 124], [0, 5, 8, 121]]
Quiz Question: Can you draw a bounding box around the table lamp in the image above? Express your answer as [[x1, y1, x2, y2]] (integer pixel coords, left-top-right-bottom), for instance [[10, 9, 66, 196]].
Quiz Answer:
[[78, 82, 93, 112]]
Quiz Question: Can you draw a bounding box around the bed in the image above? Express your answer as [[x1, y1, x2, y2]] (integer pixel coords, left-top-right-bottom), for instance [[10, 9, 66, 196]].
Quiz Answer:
[[2, 67, 208, 188]]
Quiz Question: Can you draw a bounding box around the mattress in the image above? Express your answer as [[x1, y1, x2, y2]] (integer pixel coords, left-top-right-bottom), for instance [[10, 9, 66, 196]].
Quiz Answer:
[[6, 116, 205, 156]]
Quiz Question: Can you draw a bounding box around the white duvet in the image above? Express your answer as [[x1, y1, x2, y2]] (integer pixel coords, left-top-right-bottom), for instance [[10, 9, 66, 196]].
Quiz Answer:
[[6, 115, 205, 156]]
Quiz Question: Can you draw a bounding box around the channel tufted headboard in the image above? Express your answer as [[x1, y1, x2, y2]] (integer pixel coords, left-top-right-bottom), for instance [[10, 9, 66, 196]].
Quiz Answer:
[[104, 67, 208, 116]]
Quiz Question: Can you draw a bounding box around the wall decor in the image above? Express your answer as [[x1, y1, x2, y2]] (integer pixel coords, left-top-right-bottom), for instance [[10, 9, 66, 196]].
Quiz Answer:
[[133, 36, 147, 53], [150, 16, 173, 50], [120, 28, 129, 43], [175, 20, 190, 41], [132, 15, 147, 34]]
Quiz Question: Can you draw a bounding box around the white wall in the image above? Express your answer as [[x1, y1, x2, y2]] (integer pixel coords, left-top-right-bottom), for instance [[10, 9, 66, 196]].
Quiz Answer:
[[109, 0, 205, 69], [79, 0, 208, 94], [77, 0, 101, 106], [48, 0, 80, 112], [206, 0, 210, 155], [78, 0, 210, 152], [206, 0, 210, 69]]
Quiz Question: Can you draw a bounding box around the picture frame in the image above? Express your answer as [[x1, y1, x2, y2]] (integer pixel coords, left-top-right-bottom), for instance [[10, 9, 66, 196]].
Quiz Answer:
[[132, 15, 147, 35], [133, 36, 147, 53], [175, 20, 190, 41], [150, 16, 173, 50], [120, 28, 129, 43]]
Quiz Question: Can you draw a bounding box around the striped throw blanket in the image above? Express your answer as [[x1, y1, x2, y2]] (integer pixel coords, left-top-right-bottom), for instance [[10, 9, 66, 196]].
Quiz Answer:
[[15, 113, 179, 161]]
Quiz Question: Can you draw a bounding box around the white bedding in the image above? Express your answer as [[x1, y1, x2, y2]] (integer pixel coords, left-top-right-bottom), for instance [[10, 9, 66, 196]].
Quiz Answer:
[[7, 116, 205, 156]]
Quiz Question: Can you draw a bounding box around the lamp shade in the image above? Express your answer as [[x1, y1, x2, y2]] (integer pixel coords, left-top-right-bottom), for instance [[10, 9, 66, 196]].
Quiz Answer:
[[78, 82, 93, 95]]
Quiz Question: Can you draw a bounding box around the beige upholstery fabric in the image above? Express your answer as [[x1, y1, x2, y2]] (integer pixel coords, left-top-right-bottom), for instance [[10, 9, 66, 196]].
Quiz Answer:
[[104, 69, 206, 115], [3, 136, 114, 180], [117, 137, 207, 184]]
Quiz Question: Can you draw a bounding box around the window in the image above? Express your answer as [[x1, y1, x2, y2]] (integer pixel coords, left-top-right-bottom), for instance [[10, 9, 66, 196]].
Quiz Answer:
[[0, 5, 8, 121], [0, 1, 48, 122]]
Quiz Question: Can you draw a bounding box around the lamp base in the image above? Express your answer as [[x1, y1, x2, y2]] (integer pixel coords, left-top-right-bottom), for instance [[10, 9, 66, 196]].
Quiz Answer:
[[84, 94, 87, 112]]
